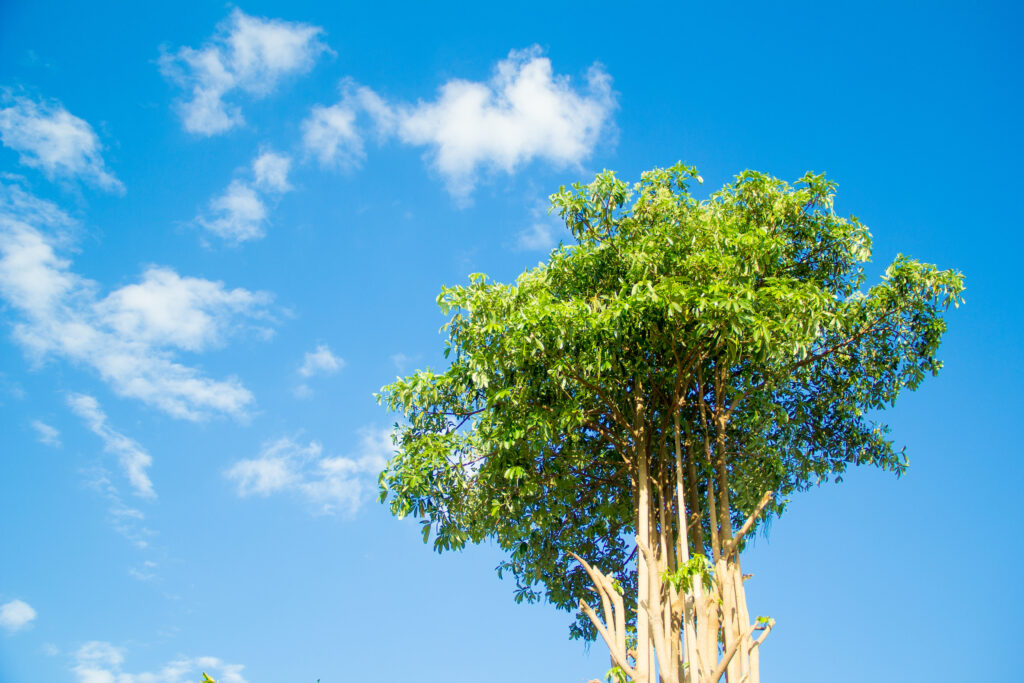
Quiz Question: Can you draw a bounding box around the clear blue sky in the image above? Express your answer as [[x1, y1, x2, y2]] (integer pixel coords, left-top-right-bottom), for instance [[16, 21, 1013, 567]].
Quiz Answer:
[[0, 2, 1019, 682]]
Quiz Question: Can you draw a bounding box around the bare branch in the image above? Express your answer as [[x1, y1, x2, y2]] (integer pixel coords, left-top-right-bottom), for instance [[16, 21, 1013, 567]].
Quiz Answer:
[[579, 599, 637, 679], [570, 552, 627, 667], [750, 618, 775, 650], [709, 625, 756, 683], [723, 490, 774, 557]]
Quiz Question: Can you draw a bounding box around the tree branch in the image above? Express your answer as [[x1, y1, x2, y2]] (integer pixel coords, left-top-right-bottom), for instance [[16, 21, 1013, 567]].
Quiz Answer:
[[723, 490, 774, 557], [579, 599, 637, 680], [709, 625, 756, 683]]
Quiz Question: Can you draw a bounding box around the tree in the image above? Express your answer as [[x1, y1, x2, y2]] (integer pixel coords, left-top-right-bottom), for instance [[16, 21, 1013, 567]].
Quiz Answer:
[[378, 164, 963, 682]]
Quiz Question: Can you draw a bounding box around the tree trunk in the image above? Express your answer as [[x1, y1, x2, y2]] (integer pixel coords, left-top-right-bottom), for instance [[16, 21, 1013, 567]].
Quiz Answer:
[[637, 442, 652, 683]]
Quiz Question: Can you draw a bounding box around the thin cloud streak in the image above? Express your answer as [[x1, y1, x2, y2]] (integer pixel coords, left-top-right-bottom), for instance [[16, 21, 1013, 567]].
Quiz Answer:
[[67, 393, 155, 498]]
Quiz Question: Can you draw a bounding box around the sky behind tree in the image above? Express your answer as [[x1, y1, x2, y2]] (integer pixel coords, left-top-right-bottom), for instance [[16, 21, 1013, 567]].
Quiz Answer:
[[0, 2, 1020, 682]]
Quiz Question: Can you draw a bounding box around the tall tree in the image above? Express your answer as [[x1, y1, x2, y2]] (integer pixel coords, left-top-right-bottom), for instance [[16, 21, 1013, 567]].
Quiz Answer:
[[378, 165, 963, 682]]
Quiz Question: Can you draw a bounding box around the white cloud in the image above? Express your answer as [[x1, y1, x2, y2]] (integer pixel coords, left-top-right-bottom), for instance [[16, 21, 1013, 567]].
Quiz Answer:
[[252, 151, 291, 192], [96, 266, 270, 351], [82, 467, 154, 549], [31, 419, 61, 447], [364, 46, 614, 196], [298, 343, 343, 377], [72, 642, 247, 683], [160, 9, 328, 136], [0, 182, 273, 420], [0, 599, 36, 632], [516, 221, 555, 251], [301, 101, 363, 168], [302, 49, 614, 195], [226, 427, 392, 516], [0, 95, 123, 193], [514, 200, 568, 251], [198, 151, 293, 244], [67, 393, 154, 498], [128, 560, 158, 582], [198, 180, 266, 243]]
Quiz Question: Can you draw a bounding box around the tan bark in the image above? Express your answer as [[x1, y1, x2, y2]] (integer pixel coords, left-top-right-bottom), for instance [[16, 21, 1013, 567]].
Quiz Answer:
[[637, 439, 651, 683], [575, 387, 776, 683]]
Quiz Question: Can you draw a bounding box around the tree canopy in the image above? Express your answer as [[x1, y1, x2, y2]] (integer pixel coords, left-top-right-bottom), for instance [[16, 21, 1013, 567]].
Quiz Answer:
[[378, 164, 962, 681]]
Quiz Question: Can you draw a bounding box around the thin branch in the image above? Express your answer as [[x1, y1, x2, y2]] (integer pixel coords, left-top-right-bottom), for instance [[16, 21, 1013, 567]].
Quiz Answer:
[[751, 619, 775, 650], [723, 490, 774, 557], [709, 625, 756, 683], [579, 599, 638, 680], [566, 370, 633, 432]]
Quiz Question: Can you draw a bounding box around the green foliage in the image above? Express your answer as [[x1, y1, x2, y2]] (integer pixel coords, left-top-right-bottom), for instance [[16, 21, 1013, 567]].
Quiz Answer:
[[663, 555, 713, 593], [606, 665, 629, 683], [378, 163, 963, 640]]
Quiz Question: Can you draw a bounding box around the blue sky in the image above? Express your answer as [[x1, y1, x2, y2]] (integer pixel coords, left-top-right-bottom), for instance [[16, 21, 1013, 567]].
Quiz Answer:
[[0, 2, 1020, 682]]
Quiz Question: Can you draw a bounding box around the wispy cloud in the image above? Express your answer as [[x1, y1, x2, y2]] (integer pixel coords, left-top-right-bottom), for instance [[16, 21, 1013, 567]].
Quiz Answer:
[[0, 182, 273, 420], [293, 343, 343, 398], [514, 200, 568, 251], [0, 599, 36, 633], [31, 419, 61, 447], [200, 180, 267, 243], [72, 641, 247, 683], [390, 352, 419, 372], [226, 427, 392, 516], [128, 560, 158, 582], [300, 82, 382, 168], [516, 221, 556, 251], [299, 343, 343, 377], [0, 94, 123, 193], [198, 150, 293, 244], [67, 393, 154, 498], [252, 150, 292, 192], [160, 9, 329, 136], [82, 466, 155, 549], [304, 47, 616, 198]]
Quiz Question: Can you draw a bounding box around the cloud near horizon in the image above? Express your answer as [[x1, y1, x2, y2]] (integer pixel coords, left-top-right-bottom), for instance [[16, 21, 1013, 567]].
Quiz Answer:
[[72, 641, 247, 683], [0, 182, 274, 420], [160, 9, 329, 136]]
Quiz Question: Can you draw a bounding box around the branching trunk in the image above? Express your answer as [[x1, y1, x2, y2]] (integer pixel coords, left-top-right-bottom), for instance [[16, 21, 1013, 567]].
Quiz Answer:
[[574, 374, 777, 683]]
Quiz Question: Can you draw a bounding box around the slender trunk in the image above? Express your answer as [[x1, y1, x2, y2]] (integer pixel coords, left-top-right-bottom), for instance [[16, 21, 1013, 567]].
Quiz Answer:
[[683, 440, 705, 558], [732, 559, 753, 683], [711, 366, 741, 683], [673, 412, 698, 682], [577, 377, 772, 683], [638, 439, 651, 683]]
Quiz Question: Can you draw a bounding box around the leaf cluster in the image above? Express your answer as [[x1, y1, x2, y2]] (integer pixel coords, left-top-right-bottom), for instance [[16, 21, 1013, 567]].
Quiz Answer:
[[378, 164, 963, 639]]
